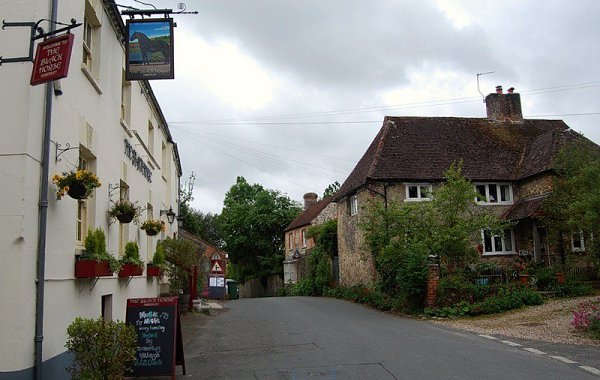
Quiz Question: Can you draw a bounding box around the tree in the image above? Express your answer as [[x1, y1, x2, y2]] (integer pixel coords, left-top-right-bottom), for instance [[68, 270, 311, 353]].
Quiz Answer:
[[323, 181, 340, 198], [219, 176, 301, 282], [179, 173, 222, 247], [360, 163, 505, 301], [544, 140, 600, 269]]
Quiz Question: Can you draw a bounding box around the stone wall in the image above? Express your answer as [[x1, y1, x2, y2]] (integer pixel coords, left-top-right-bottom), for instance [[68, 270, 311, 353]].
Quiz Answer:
[[337, 188, 376, 286], [238, 275, 284, 298]]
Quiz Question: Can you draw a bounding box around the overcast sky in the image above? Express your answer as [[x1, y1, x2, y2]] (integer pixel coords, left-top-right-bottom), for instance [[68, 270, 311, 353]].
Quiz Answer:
[[124, 0, 600, 214]]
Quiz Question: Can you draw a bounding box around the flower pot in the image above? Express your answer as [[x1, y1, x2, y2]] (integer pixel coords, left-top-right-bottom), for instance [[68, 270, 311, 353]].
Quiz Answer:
[[519, 274, 529, 285], [556, 272, 566, 284], [116, 212, 135, 224], [75, 259, 112, 278], [118, 263, 143, 277], [67, 181, 89, 200], [145, 227, 160, 236], [147, 264, 161, 277]]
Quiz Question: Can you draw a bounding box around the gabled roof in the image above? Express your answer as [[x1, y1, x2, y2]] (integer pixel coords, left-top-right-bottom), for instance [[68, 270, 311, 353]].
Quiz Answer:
[[284, 196, 334, 232], [179, 229, 226, 259], [334, 116, 576, 201]]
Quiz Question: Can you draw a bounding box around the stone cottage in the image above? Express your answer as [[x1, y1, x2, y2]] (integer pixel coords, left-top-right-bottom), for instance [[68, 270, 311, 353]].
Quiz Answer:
[[333, 87, 594, 287], [283, 192, 336, 283]]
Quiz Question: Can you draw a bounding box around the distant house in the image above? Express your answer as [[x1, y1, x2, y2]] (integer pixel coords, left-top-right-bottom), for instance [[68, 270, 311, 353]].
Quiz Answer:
[[333, 86, 595, 286], [283, 192, 336, 283], [179, 230, 228, 299]]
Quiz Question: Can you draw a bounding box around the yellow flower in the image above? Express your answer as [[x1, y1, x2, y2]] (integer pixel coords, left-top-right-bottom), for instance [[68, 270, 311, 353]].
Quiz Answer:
[[64, 185, 70, 193], [52, 174, 61, 183]]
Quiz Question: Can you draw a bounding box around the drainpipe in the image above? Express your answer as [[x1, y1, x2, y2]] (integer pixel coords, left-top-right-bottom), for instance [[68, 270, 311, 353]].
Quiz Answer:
[[34, 0, 58, 378]]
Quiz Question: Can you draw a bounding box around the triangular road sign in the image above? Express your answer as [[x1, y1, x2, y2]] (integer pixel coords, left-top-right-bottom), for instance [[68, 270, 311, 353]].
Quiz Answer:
[[211, 261, 223, 273]]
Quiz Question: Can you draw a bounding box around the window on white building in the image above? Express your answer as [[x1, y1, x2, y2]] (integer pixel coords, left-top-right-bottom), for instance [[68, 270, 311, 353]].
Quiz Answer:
[[147, 121, 155, 157], [120, 70, 131, 126], [350, 194, 358, 216], [405, 184, 432, 201], [82, 0, 101, 81], [571, 232, 585, 252], [482, 228, 515, 254], [475, 183, 513, 204]]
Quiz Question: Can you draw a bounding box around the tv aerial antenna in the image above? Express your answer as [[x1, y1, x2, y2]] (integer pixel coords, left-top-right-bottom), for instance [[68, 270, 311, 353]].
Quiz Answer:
[[477, 71, 494, 102]]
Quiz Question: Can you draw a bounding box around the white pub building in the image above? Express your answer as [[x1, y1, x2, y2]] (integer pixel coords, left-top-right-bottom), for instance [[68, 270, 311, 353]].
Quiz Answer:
[[0, 0, 182, 377]]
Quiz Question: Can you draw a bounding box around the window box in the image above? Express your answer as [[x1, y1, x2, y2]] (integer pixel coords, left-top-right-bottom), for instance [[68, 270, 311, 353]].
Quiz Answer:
[[147, 263, 161, 277], [118, 263, 143, 277], [75, 259, 112, 278]]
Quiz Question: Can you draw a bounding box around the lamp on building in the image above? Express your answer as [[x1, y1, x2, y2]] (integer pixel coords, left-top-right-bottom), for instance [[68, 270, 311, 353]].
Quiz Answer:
[[160, 207, 176, 224]]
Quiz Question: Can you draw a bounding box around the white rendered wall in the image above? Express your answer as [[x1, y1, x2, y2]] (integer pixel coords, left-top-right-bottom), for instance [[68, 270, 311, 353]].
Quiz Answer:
[[0, 0, 180, 373]]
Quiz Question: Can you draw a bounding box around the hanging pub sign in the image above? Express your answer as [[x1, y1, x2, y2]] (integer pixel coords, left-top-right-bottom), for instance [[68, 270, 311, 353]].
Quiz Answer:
[[30, 33, 75, 85], [126, 18, 174, 81]]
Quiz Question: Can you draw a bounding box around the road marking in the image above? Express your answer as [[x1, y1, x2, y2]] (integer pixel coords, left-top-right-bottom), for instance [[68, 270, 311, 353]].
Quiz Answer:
[[478, 334, 497, 340], [500, 340, 522, 347], [549, 355, 577, 364], [523, 348, 546, 355], [580, 366, 600, 376]]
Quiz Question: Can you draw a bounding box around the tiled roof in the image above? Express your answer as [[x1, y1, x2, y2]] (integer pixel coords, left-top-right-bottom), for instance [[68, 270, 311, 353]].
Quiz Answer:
[[334, 116, 576, 201], [502, 196, 548, 221], [179, 229, 226, 259], [284, 196, 334, 232]]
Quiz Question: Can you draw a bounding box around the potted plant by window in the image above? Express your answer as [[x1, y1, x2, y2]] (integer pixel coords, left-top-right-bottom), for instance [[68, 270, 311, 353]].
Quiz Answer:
[[108, 200, 139, 224], [52, 169, 101, 200], [516, 258, 533, 285], [140, 219, 165, 236], [147, 242, 165, 277], [118, 241, 144, 277], [75, 228, 119, 278]]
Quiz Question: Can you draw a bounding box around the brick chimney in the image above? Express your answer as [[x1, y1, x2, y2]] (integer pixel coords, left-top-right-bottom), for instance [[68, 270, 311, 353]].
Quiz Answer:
[[303, 192, 318, 209], [485, 85, 523, 123]]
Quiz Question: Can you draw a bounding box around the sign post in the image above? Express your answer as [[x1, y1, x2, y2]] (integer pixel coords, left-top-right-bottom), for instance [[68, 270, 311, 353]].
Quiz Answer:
[[125, 297, 185, 378]]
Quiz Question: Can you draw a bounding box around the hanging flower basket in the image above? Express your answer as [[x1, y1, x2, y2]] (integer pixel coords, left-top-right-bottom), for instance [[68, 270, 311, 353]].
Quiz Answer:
[[67, 180, 89, 199], [140, 219, 165, 236], [118, 263, 144, 277], [108, 200, 139, 224], [147, 264, 161, 277], [117, 212, 135, 224], [52, 169, 101, 200]]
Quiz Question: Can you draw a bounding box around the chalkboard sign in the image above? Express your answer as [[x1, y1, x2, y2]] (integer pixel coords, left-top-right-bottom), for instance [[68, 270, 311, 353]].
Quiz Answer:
[[126, 297, 185, 378]]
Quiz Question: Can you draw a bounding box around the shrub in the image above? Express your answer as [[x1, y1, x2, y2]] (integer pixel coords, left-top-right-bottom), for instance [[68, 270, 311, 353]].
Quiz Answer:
[[121, 241, 143, 268], [82, 228, 120, 272], [553, 279, 594, 297], [151, 243, 166, 266], [571, 298, 600, 340], [426, 285, 543, 318], [65, 317, 137, 379]]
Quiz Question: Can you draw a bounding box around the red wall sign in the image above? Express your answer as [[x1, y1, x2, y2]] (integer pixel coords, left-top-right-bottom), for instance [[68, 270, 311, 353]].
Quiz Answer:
[[30, 33, 75, 86]]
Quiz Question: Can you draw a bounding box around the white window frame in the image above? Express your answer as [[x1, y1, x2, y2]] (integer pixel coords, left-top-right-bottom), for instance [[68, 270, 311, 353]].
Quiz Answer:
[[350, 194, 358, 216], [405, 183, 433, 202], [571, 231, 585, 252], [481, 228, 515, 255], [302, 229, 307, 247], [475, 183, 513, 205]]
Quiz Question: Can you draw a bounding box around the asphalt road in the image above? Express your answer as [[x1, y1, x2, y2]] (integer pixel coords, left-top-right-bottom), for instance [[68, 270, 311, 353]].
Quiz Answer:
[[179, 297, 599, 379]]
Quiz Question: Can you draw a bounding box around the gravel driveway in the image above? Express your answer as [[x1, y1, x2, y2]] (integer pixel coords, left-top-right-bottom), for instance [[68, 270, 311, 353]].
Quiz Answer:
[[430, 296, 600, 346]]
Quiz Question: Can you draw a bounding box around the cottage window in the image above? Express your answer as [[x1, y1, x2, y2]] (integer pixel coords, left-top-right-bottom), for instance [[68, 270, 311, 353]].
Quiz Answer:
[[571, 232, 585, 252], [302, 229, 307, 247], [288, 232, 293, 250], [405, 184, 432, 201], [475, 183, 513, 204], [120, 70, 131, 126], [350, 194, 358, 215], [482, 229, 514, 254]]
